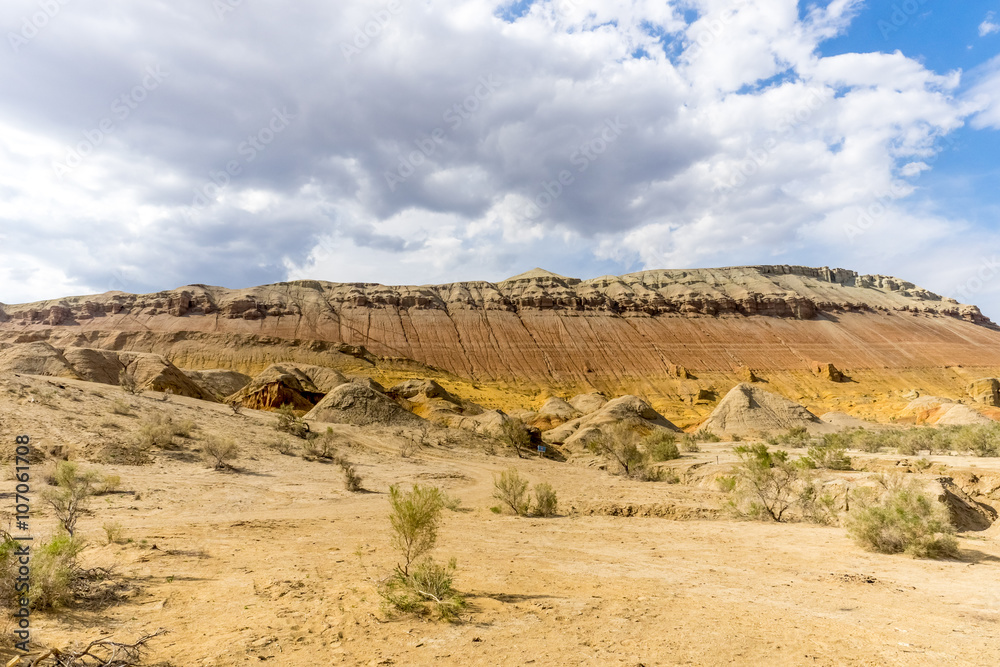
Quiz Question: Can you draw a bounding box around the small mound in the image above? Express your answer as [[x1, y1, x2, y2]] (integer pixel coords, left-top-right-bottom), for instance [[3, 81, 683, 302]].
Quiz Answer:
[[0, 341, 77, 377], [228, 363, 348, 411], [525, 397, 581, 431], [899, 396, 994, 426], [544, 395, 681, 450], [183, 369, 252, 400], [568, 392, 607, 415], [701, 383, 828, 436], [306, 383, 423, 427], [386, 378, 487, 427], [61, 348, 216, 400], [350, 376, 386, 393]]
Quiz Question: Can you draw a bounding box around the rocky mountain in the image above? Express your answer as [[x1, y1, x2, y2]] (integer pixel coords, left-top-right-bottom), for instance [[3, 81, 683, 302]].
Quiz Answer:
[[2, 265, 999, 425]]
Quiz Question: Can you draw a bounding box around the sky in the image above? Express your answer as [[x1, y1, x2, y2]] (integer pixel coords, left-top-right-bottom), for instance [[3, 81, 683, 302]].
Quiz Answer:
[[1, 1, 1000, 317]]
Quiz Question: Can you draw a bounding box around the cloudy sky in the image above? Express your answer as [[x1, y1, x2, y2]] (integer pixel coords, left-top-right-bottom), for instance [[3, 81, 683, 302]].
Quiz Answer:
[[2, 1, 1000, 316]]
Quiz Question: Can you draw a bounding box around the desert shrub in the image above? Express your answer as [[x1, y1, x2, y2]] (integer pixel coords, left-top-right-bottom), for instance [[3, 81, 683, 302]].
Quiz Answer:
[[268, 439, 297, 456], [388, 484, 445, 574], [103, 521, 127, 545], [228, 399, 244, 415], [276, 403, 310, 439], [845, 483, 958, 559], [43, 462, 100, 536], [589, 422, 659, 481], [726, 444, 800, 522], [533, 483, 558, 517], [805, 444, 852, 471], [0, 533, 85, 610], [111, 399, 133, 416], [172, 418, 196, 439], [681, 439, 701, 453], [119, 368, 142, 395], [303, 427, 338, 460], [202, 437, 239, 470], [380, 557, 465, 621], [797, 482, 842, 525], [644, 431, 680, 462], [498, 418, 531, 458], [94, 474, 122, 496], [692, 428, 722, 443], [339, 458, 362, 492], [951, 425, 1000, 457], [897, 428, 938, 455], [137, 413, 176, 450], [493, 468, 530, 516]]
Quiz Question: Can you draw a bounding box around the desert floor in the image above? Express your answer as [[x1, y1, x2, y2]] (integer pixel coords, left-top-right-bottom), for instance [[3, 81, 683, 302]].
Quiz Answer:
[[0, 374, 998, 666]]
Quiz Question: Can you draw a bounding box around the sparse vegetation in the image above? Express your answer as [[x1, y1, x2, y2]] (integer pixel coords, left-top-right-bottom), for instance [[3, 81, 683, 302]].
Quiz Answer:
[[119, 368, 143, 395], [228, 399, 243, 415], [588, 422, 662, 481], [111, 399, 133, 416], [498, 418, 531, 458], [0, 532, 85, 610], [382, 484, 463, 620], [43, 462, 99, 536], [724, 444, 801, 522], [493, 468, 530, 516], [644, 431, 681, 461], [276, 403, 310, 439], [846, 481, 959, 559], [103, 521, 127, 545], [303, 427, 338, 460], [339, 458, 363, 492], [804, 443, 852, 471], [533, 482, 558, 517], [202, 437, 239, 470]]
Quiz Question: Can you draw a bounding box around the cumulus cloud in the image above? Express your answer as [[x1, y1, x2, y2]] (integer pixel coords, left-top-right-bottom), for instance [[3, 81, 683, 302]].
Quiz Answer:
[[980, 11, 1000, 37], [0, 0, 998, 317]]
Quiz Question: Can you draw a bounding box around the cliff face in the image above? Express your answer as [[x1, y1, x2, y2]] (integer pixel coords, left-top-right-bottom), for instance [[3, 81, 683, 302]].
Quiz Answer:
[[1, 266, 999, 419]]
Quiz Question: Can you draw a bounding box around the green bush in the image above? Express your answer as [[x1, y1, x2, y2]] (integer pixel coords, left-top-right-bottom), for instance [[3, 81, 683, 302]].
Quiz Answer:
[[276, 403, 310, 439], [533, 483, 558, 517], [845, 484, 958, 559], [498, 418, 531, 458], [644, 431, 681, 462], [493, 468, 530, 516], [380, 557, 465, 621], [42, 462, 99, 536], [805, 444, 852, 471], [589, 422, 660, 481], [388, 484, 445, 575], [952, 425, 999, 457], [202, 437, 239, 470], [0, 533, 85, 610], [103, 521, 127, 545], [726, 444, 800, 522]]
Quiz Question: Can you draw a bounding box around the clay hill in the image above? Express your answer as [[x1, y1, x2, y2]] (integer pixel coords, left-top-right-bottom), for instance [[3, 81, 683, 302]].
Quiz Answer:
[[2, 265, 1000, 426]]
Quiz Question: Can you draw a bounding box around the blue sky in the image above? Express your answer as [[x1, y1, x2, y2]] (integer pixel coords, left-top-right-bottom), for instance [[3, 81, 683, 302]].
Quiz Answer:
[[1, 1, 999, 318]]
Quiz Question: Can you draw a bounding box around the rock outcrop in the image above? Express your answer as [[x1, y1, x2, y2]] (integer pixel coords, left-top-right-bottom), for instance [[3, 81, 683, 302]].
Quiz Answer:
[[968, 378, 1000, 407], [183, 369, 252, 401], [544, 395, 682, 451], [228, 363, 348, 411], [306, 383, 422, 427]]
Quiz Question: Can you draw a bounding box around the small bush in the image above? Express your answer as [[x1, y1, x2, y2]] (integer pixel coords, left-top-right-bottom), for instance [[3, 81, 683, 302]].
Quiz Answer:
[[493, 468, 530, 516], [389, 484, 445, 575], [681, 440, 701, 453], [644, 431, 680, 462], [589, 422, 659, 481], [269, 439, 297, 456], [203, 438, 239, 470], [119, 368, 143, 395], [304, 428, 338, 460], [806, 444, 852, 471], [111, 399, 133, 416], [952, 425, 999, 457], [845, 484, 959, 559], [276, 404, 310, 439], [380, 557, 465, 621], [228, 399, 244, 415], [533, 483, 558, 517], [137, 413, 176, 450], [726, 445, 799, 522], [498, 419, 531, 458], [95, 474, 122, 495], [0, 533, 85, 610], [42, 462, 100, 536], [103, 521, 127, 545], [340, 459, 362, 492]]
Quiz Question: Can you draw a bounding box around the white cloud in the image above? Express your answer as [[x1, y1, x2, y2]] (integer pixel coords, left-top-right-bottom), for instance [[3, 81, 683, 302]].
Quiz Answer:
[[980, 12, 1000, 37], [0, 0, 996, 317]]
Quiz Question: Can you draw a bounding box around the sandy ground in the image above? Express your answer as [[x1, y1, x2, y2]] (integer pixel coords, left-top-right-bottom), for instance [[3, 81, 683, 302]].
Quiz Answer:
[[0, 374, 998, 666]]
